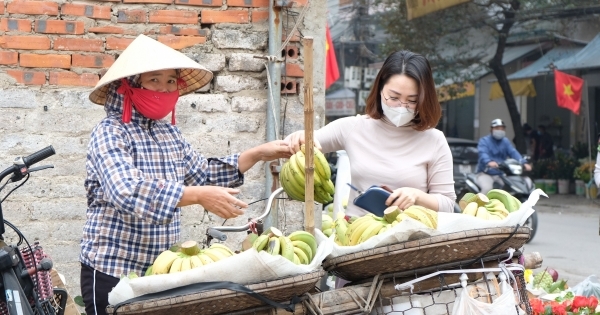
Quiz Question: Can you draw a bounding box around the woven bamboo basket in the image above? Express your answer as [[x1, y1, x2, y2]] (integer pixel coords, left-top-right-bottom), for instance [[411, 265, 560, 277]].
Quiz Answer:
[[322, 226, 530, 282], [106, 269, 325, 315]]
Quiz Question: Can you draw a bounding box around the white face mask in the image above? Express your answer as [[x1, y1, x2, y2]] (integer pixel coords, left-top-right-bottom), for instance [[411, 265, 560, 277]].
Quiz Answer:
[[492, 130, 506, 140], [382, 100, 414, 127]]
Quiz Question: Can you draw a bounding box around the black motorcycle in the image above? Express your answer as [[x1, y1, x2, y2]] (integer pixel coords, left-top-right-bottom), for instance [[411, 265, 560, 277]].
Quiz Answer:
[[457, 158, 539, 242]]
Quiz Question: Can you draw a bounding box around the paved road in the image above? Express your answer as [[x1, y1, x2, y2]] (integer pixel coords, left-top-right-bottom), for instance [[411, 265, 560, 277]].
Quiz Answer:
[[524, 199, 599, 287]]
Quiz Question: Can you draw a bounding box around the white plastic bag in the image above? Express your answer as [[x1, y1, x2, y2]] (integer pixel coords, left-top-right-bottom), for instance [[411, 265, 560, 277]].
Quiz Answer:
[[451, 281, 518, 315]]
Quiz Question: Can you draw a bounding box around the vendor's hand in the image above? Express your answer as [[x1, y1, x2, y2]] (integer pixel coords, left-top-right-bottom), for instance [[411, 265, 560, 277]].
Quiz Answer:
[[179, 186, 247, 219], [487, 161, 499, 168], [524, 163, 532, 172], [284, 130, 321, 154], [386, 187, 420, 210], [256, 140, 292, 161]]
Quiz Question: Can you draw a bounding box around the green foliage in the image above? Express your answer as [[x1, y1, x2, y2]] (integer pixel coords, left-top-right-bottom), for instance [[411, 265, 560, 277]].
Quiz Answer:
[[554, 150, 578, 179], [571, 142, 598, 160], [574, 159, 595, 183]]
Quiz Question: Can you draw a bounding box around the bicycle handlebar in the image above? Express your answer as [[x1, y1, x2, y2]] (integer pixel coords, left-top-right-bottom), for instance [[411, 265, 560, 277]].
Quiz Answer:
[[0, 146, 55, 184]]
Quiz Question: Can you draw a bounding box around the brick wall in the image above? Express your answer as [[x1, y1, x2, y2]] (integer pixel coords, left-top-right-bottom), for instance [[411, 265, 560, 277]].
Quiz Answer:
[[0, 0, 326, 305]]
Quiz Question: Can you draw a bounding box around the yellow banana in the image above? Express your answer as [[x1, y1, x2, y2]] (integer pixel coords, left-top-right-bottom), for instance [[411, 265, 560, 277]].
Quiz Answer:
[[293, 253, 301, 265], [151, 250, 180, 275], [487, 189, 521, 212], [462, 202, 479, 216], [280, 162, 305, 201], [357, 220, 385, 244], [346, 215, 376, 238], [377, 224, 391, 235], [279, 236, 295, 262], [293, 246, 309, 264], [406, 205, 438, 229], [294, 151, 323, 187], [190, 255, 203, 268], [287, 155, 307, 190], [252, 234, 270, 251], [459, 192, 476, 211], [348, 217, 377, 245], [291, 240, 313, 262], [315, 185, 333, 204], [476, 207, 491, 220], [197, 253, 215, 265], [403, 206, 434, 229], [204, 248, 230, 262], [313, 147, 332, 179], [179, 257, 192, 272], [267, 236, 281, 255], [169, 257, 184, 273], [209, 243, 235, 257], [288, 231, 317, 257], [333, 213, 349, 246]]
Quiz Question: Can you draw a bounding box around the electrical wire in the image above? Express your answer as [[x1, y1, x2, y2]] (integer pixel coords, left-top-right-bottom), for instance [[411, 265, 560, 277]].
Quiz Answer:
[[1, 174, 29, 203]]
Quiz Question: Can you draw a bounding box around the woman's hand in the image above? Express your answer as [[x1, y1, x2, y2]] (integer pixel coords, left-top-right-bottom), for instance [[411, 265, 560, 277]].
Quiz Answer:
[[284, 130, 321, 154], [386, 187, 421, 210], [178, 186, 248, 219]]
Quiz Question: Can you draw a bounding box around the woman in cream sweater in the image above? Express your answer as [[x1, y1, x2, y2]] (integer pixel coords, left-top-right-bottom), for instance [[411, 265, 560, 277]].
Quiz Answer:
[[285, 50, 455, 216]]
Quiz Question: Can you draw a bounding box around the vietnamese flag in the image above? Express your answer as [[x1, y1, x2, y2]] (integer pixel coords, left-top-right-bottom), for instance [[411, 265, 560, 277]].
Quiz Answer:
[[325, 24, 340, 89], [554, 69, 584, 115]]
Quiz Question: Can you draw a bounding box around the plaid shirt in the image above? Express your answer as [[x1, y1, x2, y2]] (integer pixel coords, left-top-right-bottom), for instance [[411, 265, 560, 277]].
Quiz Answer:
[[80, 77, 243, 278]]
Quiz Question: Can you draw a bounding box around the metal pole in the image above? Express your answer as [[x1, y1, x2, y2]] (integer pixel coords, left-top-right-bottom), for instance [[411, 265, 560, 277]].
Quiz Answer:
[[264, 0, 282, 230]]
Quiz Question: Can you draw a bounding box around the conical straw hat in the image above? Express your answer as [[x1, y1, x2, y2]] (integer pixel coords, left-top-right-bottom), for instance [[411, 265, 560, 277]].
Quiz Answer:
[[89, 34, 213, 105]]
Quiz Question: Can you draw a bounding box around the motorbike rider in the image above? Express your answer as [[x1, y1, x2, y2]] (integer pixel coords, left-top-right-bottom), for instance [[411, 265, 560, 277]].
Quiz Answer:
[[476, 119, 532, 194]]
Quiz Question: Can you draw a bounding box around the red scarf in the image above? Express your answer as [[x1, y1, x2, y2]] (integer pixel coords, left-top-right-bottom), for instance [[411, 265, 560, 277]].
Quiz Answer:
[[117, 78, 186, 125]]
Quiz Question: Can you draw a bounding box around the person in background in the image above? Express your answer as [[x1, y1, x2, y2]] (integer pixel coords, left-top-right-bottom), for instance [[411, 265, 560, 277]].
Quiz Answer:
[[523, 123, 540, 160], [594, 134, 600, 188], [537, 124, 554, 159], [476, 119, 532, 194], [285, 50, 456, 216], [80, 35, 290, 315]]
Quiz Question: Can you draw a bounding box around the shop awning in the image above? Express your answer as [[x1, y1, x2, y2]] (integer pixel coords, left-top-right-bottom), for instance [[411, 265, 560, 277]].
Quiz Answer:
[[489, 79, 537, 100], [506, 46, 582, 80], [554, 33, 600, 71]]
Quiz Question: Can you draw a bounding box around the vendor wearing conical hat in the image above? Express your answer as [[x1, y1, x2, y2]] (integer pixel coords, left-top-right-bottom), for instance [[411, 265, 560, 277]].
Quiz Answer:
[[80, 35, 291, 315]]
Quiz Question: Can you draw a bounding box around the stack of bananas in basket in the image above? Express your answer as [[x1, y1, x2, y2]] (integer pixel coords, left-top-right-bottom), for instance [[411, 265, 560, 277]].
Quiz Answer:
[[245, 227, 317, 265], [459, 189, 521, 220], [279, 145, 335, 204], [333, 205, 438, 246], [146, 240, 235, 275]]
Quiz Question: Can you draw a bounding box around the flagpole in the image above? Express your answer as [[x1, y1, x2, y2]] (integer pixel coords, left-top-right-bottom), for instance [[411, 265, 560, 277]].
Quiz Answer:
[[585, 99, 593, 184]]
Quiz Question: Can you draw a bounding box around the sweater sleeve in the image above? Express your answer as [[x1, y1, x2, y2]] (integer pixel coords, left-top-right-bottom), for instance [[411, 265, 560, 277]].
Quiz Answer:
[[316, 116, 360, 154], [428, 134, 457, 212]]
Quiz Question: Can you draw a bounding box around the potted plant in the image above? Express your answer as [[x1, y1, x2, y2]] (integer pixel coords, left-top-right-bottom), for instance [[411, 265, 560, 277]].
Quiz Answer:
[[554, 151, 577, 194], [573, 159, 595, 197]]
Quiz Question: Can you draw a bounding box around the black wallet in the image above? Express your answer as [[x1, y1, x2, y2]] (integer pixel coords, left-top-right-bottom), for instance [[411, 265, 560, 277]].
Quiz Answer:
[[351, 185, 393, 217]]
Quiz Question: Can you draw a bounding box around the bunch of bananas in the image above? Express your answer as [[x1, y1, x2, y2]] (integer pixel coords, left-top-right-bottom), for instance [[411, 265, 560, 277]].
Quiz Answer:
[[251, 227, 317, 265], [279, 145, 335, 204], [322, 213, 334, 237], [146, 240, 235, 275], [333, 206, 438, 246], [459, 189, 521, 220]]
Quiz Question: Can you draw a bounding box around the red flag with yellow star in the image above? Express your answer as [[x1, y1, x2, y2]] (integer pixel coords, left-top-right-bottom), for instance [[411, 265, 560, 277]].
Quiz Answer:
[[554, 69, 583, 115], [325, 24, 340, 89]]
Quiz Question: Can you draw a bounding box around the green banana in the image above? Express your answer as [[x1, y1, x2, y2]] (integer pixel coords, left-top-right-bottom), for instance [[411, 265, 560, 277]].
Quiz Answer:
[[487, 189, 522, 212], [322, 179, 335, 195], [145, 266, 154, 276], [151, 250, 180, 275], [315, 185, 333, 204], [294, 151, 323, 187], [252, 234, 270, 251], [291, 240, 313, 262], [288, 231, 317, 256], [458, 192, 476, 210], [313, 147, 332, 179], [279, 236, 295, 262], [333, 213, 349, 246], [322, 213, 334, 230], [293, 246, 309, 264], [484, 199, 510, 218], [267, 236, 281, 255], [280, 162, 305, 201], [293, 253, 301, 265]]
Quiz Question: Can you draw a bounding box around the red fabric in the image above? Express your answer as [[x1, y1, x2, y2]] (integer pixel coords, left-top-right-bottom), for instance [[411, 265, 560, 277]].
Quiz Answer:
[[554, 69, 584, 115], [117, 78, 181, 125], [325, 24, 340, 89]]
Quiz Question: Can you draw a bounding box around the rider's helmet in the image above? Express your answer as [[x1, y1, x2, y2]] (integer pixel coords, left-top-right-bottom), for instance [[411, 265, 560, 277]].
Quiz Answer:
[[490, 118, 506, 128]]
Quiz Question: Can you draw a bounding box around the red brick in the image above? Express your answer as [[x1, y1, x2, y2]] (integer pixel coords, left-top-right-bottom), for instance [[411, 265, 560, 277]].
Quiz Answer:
[[283, 30, 301, 42], [157, 35, 206, 50], [117, 9, 147, 23], [201, 10, 248, 24], [88, 26, 125, 34], [251, 10, 268, 22], [0, 18, 33, 32], [54, 38, 104, 52], [285, 63, 303, 77], [61, 4, 112, 20], [0, 51, 19, 65], [7, 1, 59, 15], [72, 54, 115, 68], [5, 70, 46, 85], [0, 35, 51, 50], [106, 37, 135, 50], [20, 54, 71, 69], [0, 3, 3, 14], [35, 20, 85, 35], [228, 0, 268, 7], [294, 0, 307, 5], [123, 0, 172, 3], [174, 0, 221, 7], [149, 10, 198, 24], [49, 72, 99, 86], [159, 26, 208, 36]]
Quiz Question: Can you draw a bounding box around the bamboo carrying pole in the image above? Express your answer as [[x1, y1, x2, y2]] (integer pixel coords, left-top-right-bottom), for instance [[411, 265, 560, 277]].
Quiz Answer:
[[303, 37, 315, 235]]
